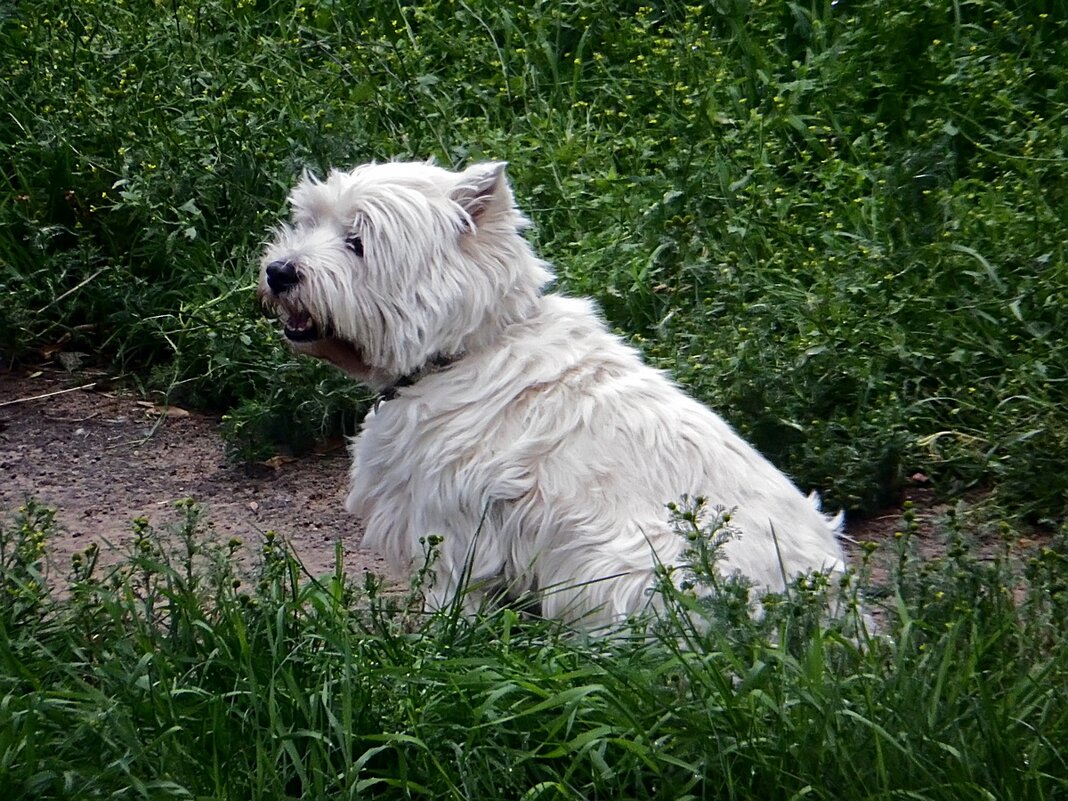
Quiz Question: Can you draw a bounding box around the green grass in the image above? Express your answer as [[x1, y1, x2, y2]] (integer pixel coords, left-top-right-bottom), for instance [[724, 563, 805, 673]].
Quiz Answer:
[[1, 0, 1066, 517], [1, 499, 1066, 800]]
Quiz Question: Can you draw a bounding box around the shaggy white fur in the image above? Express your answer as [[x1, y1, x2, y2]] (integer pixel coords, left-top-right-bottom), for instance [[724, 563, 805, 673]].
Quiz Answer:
[[259, 160, 848, 628]]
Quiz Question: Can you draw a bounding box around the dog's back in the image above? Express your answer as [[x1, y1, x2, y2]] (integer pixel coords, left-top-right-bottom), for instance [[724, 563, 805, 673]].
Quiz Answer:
[[348, 293, 847, 625]]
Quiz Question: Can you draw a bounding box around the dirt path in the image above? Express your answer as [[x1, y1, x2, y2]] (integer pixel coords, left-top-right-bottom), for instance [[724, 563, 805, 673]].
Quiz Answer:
[[1, 369, 392, 584]]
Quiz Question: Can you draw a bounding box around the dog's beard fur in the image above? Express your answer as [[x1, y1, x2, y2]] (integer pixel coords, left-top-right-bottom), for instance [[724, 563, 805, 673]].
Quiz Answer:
[[257, 228, 385, 385], [259, 160, 852, 629]]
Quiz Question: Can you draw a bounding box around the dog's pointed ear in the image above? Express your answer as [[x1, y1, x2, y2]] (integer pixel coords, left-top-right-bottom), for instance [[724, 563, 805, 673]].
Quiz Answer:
[[451, 161, 513, 226]]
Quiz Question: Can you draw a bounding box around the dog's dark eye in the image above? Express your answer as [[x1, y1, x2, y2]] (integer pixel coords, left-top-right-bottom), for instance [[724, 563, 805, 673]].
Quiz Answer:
[[345, 234, 364, 258]]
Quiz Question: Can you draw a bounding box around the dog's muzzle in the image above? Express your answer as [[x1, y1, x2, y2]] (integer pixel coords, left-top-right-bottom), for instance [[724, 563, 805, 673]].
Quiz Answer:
[[262, 260, 320, 342]]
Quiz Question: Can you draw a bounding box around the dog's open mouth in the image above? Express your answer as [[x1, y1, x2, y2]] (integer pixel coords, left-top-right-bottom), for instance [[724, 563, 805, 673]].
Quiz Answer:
[[283, 308, 320, 342], [261, 290, 375, 379], [265, 293, 326, 343]]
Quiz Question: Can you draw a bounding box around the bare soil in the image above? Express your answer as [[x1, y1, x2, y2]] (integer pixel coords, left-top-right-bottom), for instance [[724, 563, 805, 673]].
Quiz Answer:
[[2, 368, 1042, 597], [1, 369, 391, 584]]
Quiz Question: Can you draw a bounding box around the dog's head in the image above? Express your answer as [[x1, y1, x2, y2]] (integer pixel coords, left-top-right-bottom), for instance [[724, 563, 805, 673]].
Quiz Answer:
[[258, 160, 553, 390]]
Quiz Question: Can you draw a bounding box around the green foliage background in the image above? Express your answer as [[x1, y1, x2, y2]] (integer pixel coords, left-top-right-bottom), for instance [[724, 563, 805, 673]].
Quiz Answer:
[[1, 0, 1065, 517]]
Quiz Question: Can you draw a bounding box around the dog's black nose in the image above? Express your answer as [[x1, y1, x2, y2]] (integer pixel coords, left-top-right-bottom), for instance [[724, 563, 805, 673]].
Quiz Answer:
[[265, 260, 299, 294]]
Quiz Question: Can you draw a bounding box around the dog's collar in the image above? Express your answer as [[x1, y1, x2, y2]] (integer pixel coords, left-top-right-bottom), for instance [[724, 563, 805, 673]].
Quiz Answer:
[[378, 353, 461, 404]]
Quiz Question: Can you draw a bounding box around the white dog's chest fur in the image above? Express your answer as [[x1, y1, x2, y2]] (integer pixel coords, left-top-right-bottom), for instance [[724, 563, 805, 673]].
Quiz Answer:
[[346, 295, 845, 623]]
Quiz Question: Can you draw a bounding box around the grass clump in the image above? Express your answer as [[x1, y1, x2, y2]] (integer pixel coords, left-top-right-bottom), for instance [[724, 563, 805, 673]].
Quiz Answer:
[[1, 1, 1066, 516], [0, 499, 1065, 800]]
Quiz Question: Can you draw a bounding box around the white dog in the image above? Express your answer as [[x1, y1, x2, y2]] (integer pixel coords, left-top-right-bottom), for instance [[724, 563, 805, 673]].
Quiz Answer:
[[259, 160, 848, 627]]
